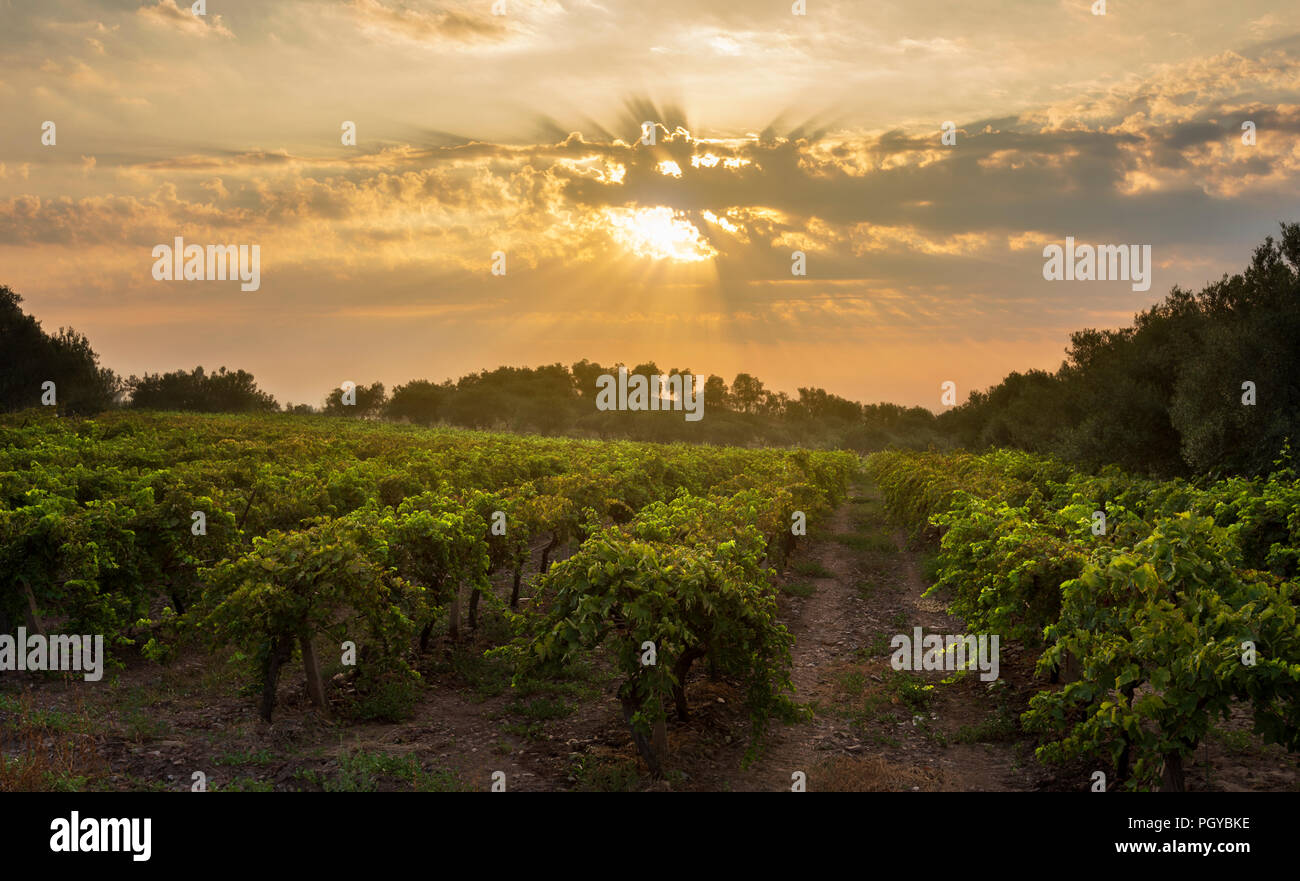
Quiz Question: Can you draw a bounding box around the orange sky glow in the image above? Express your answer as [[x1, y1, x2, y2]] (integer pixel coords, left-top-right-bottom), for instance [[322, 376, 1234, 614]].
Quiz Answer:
[[2, 0, 1298, 409]]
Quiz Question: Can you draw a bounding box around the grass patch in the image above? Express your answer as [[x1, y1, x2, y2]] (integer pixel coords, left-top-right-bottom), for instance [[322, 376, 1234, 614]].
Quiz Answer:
[[213, 776, 275, 792], [502, 721, 546, 741], [0, 693, 87, 734], [0, 694, 102, 792], [857, 633, 893, 658], [428, 647, 514, 699], [506, 696, 573, 721], [213, 748, 274, 767], [300, 748, 471, 792], [953, 714, 1019, 744], [837, 668, 936, 731], [1210, 727, 1258, 756], [111, 683, 175, 742], [836, 670, 868, 696], [109, 774, 169, 793], [811, 755, 943, 792], [568, 754, 641, 792], [336, 661, 423, 723], [781, 580, 816, 598], [122, 708, 172, 743], [790, 559, 833, 578]]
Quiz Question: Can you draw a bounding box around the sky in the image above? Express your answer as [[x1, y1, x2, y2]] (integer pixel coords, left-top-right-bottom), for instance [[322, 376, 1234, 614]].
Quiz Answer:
[[1, 0, 1298, 409]]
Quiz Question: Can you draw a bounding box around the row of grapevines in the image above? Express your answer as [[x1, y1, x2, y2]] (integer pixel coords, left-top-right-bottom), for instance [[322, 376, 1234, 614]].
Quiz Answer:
[[866, 447, 1300, 790]]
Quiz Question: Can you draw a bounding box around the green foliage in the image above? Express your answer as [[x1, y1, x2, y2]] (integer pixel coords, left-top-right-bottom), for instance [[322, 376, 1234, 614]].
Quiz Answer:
[[323, 382, 386, 418], [1026, 515, 1300, 789], [338, 657, 424, 723], [0, 284, 120, 415], [870, 447, 1300, 790], [0, 410, 853, 740], [126, 366, 278, 413], [383, 493, 488, 607], [500, 491, 811, 771], [932, 496, 1084, 645], [942, 223, 1300, 478], [197, 511, 426, 715]]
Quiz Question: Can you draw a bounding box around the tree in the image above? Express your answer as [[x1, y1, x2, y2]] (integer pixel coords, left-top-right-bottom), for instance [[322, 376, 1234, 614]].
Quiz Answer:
[[941, 223, 1300, 478], [0, 285, 120, 414], [1170, 224, 1300, 476], [703, 375, 729, 411], [570, 359, 609, 400], [323, 381, 386, 417], [730, 373, 765, 415], [386, 379, 453, 426], [127, 365, 278, 412]]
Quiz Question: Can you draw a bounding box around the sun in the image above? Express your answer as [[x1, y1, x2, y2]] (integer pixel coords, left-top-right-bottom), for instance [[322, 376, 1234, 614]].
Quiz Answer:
[[603, 205, 718, 262]]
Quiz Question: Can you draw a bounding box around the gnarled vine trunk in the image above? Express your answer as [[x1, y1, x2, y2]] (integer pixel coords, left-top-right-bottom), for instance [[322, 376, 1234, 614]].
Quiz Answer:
[[672, 647, 707, 720], [509, 566, 523, 608], [468, 587, 481, 629], [621, 697, 664, 779], [539, 534, 560, 574], [448, 582, 461, 642], [652, 705, 668, 761], [300, 631, 327, 713], [1114, 682, 1138, 786], [17, 576, 44, 636], [259, 636, 293, 723], [1160, 751, 1186, 792]]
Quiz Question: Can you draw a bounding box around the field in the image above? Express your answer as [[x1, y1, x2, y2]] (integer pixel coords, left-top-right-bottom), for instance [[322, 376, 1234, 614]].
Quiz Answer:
[[1, 411, 1297, 792]]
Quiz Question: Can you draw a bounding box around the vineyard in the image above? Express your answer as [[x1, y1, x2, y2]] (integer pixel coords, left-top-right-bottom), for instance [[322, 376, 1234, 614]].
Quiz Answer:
[[2, 410, 1298, 792], [0, 409, 856, 787]]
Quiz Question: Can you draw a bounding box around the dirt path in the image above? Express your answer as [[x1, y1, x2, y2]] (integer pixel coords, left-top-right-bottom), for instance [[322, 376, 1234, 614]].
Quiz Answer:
[[714, 485, 877, 790], [716, 480, 1046, 792]]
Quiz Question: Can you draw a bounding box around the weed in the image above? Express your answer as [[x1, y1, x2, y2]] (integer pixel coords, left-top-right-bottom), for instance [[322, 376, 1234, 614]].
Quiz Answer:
[[781, 580, 816, 598], [790, 560, 833, 579]]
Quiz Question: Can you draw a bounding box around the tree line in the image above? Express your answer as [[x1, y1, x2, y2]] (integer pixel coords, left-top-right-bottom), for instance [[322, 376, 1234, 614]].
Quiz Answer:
[[3, 222, 1296, 471], [0, 284, 938, 450], [320, 364, 941, 450], [939, 222, 1300, 477]]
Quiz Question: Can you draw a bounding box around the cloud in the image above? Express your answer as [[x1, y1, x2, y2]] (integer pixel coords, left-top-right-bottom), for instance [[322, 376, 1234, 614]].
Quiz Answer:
[[136, 0, 234, 39], [348, 0, 509, 45], [8, 53, 1300, 276]]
